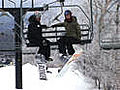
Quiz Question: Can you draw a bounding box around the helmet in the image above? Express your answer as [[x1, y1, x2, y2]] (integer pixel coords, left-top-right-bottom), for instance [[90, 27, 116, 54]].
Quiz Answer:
[[34, 11, 41, 18], [64, 10, 72, 15]]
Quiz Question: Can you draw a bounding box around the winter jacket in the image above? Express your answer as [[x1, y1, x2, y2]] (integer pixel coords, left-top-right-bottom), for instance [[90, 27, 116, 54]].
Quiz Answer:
[[52, 16, 81, 39], [28, 15, 42, 45]]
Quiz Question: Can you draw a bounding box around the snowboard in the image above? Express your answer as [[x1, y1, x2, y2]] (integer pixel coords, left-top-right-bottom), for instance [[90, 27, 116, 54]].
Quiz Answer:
[[35, 54, 47, 80], [57, 55, 72, 72], [37, 63, 47, 80], [57, 50, 83, 78]]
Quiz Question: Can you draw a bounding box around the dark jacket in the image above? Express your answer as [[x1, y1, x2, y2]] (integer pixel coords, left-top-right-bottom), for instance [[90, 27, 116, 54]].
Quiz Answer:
[[28, 15, 43, 45], [52, 16, 81, 39]]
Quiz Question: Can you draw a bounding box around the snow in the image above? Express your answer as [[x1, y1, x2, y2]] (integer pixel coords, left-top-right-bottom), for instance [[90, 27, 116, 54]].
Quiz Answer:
[[0, 63, 97, 90]]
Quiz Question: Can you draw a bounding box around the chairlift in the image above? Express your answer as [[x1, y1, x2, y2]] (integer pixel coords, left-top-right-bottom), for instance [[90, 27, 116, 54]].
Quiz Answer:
[[99, 33, 120, 50], [99, 4, 120, 50], [0, 0, 93, 89], [23, 0, 94, 47]]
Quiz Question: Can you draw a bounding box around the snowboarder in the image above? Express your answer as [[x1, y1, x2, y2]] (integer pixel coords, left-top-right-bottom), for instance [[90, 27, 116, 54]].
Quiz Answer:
[[28, 12, 53, 61], [51, 10, 81, 57]]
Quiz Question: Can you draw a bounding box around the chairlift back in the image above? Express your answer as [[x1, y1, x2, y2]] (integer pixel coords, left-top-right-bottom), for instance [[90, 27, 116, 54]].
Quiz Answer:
[[23, 23, 92, 47], [100, 33, 120, 50]]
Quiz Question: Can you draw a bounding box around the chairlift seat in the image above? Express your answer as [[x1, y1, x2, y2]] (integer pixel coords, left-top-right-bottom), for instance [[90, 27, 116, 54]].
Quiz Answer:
[[23, 24, 92, 47], [26, 39, 92, 47], [100, 36, 120, 50]]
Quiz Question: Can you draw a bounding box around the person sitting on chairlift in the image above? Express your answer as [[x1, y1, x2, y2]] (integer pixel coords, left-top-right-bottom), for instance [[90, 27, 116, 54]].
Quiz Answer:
[[28, 12, 53, 61], [51, 10, 81, 57]]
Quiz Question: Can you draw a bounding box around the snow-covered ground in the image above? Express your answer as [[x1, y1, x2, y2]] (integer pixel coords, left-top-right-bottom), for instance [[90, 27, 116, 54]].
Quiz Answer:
[[0, 63, 98, 90]]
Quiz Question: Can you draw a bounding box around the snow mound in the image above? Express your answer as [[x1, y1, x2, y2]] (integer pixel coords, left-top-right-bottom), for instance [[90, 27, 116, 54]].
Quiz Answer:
[[0, 63, 96, 90]]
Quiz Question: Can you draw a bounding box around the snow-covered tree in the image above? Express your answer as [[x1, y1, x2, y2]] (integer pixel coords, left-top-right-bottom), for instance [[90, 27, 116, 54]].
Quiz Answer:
[[74, 0, 120, 89]]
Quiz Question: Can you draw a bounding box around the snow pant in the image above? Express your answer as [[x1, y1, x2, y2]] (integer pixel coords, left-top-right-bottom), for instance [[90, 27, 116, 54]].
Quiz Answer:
[[37, 39, 50, 61], [58, 36, 80, 55], [29, 38, 50, 60]]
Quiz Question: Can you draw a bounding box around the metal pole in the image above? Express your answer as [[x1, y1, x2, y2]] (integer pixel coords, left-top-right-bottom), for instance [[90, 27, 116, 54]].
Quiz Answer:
[[15, 10, 22, 89], [2, 0, 4, 8], [90, 0, 94, 40], [116, 4, 119, 33], [20, 0, 23, 41], [32, 0, 34, 8], [15, 0, 23, 89]]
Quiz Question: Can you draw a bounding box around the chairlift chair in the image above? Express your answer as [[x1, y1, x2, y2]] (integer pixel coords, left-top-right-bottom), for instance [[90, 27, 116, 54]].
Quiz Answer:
[[99, 3, 120, 50], [99, 33, 120, 50], [23, 2, 94, 47]]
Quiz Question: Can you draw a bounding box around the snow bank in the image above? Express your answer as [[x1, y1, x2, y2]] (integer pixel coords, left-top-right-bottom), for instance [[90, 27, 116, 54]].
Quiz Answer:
[[0, 63, 96, 90]]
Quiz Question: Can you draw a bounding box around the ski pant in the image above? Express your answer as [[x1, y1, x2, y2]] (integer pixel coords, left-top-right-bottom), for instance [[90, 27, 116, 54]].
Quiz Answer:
[[29, 38, 50, 60], [58, 36, 80, 55], [37, 39, 50, 60]]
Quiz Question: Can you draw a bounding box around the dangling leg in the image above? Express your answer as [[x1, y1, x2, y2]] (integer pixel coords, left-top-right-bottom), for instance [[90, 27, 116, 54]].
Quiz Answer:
[[67, 43, 75, 55], [40, 39, 52, 61], [37, 41, 43, 54], [66, 37, 75, 55], [37, 43, 47, 63], [58, 37, 67, 56]]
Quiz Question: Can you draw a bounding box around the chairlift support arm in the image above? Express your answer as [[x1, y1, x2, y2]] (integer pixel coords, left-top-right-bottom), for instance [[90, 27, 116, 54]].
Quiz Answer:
[[8, 0, 16, 8], [48, 5, 91, 24], [90, 0, 94, 40]]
